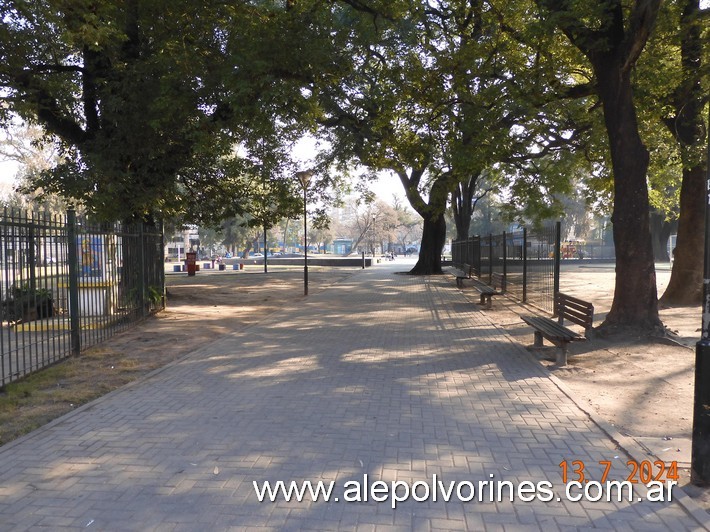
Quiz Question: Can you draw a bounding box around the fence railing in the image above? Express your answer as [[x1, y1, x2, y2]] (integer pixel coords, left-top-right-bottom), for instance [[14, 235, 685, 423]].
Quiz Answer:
[[0, 208, 165, 388], [452, 223, 561, 313]]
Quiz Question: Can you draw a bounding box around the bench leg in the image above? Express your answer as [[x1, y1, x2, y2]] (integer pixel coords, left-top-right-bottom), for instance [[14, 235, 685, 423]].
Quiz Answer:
[[479, 294, 492, 309], [556, 343, 568, 366], [456, 278, 462, 288], [533, 331, 544, 348]]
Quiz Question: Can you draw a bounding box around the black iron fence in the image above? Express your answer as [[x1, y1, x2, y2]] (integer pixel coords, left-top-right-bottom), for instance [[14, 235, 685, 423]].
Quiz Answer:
[[452, 223, 561, 313], [0, 208, 165, 388]]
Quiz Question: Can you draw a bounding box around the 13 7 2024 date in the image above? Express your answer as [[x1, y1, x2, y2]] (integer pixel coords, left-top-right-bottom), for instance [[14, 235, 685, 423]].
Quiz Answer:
[[559, 460, 680, 484]]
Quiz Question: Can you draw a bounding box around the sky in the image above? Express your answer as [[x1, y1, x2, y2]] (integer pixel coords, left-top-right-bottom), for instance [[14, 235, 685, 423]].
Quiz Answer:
[[370, 172, 406, 202], [292, 136, 405, 203], [0, 160, 18, 198]]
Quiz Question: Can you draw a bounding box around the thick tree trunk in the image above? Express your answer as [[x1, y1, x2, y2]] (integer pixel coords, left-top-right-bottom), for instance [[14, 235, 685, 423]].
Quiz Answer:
[[452, 185, 472, 241], [661, 164, 705, 306], [452, 172, 485, 241], [596, 62, 662, 332], [540, 0, 663, 332], [409, 213, 446, 275], [660, 0, 705, 307], [397, 167, 451, 276]]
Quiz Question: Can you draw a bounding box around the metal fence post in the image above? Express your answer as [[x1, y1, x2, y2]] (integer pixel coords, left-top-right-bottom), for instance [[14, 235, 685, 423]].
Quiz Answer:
[[488, 233, 493, 281], [502, 231, 507, 280], [554, 221, 561, 299], [522, 228, 528, 303], [66, 209, 81, 356], [139, 223, 147, 317], [263, 225, 268, 274], [28, 221, 37, 294], [159, 220, 166, 308], [476, 236, 482, 276]]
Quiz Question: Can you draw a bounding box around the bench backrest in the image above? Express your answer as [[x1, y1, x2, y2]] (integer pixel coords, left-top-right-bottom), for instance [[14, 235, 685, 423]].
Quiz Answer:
[[491, 272, 506, 292], [453, 262, 473, 274], [555, 292, 594, 332]]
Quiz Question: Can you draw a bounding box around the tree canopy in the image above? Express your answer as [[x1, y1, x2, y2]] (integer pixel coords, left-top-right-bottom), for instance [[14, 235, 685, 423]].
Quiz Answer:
[[1, 0, 708, 333], [0, 0, 311, 221]]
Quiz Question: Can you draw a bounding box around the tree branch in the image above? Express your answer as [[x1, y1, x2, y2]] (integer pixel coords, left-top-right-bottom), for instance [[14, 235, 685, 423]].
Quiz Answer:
[[621, 0, 662, 73]]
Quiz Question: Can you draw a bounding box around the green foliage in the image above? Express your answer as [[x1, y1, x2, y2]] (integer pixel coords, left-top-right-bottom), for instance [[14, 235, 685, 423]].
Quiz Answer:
[[146, 285, 163, 306], [0, 0, 314, 222], [2, 0, 703, 247], [1, 282, 53, 322], [634, 0, 708, 222]]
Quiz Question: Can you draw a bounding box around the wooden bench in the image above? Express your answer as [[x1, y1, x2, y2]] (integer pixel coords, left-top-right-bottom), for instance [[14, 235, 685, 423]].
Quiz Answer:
[[521, 292, 594, 366], [448, 263, 474, 287], [469, 272, 505, 309]]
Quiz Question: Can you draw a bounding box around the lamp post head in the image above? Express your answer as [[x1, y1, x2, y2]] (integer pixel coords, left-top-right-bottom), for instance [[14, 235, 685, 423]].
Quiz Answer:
[[295, 170, 313, 190]]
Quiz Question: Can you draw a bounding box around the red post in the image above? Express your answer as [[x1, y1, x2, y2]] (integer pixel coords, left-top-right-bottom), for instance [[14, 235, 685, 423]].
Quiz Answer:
[[186, 252, 197, 276]]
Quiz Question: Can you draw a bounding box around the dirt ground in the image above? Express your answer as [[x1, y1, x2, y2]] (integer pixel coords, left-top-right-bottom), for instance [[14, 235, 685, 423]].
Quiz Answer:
[[2, 260, 708, 509], [484, 262, 697, 442], [467, 261, 705, 502], [0, 265, 358, 446]]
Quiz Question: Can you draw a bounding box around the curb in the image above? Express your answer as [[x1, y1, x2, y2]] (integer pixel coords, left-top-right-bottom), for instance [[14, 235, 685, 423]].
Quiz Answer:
[[455, 282, 710, 530], [543, 366, 710, 530]]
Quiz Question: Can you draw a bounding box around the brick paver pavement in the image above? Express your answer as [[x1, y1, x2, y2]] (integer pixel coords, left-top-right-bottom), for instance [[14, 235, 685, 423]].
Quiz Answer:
[[0, 261, 703, 530]]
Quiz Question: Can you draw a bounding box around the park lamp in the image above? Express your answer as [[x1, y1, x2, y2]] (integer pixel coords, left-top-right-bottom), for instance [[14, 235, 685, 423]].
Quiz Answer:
[[691, 111, 710, 485], [295, 170, 312, 296]]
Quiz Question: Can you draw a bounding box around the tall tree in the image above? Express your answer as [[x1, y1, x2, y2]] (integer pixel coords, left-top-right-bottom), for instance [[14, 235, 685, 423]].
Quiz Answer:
[[312, 0, 592, 274], [0, 1, 304, 222], [650, 0, 708, 306], [539, 0, 665, 332], [311, 1, 450, 273]]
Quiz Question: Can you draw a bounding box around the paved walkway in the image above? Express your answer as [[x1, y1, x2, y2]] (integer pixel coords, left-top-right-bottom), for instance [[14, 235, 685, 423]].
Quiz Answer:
[[0, 262, 704, 530]]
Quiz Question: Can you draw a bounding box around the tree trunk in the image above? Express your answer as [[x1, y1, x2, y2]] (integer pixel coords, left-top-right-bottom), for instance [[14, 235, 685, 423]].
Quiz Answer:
[[452, 172, 486, 241], [659, 0, 705, 307], [409, 213, 446, 275], [661, 164, 705, 306], [596, 61, 662, 332], [452, 185, 472, 241], [401, 168, 451, 275]]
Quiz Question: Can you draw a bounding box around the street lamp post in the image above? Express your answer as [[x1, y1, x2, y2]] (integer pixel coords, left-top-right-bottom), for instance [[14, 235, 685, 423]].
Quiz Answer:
[[371, 214, 376, 256], [691, 111, 710, 485], [296, 171, 312, 296]]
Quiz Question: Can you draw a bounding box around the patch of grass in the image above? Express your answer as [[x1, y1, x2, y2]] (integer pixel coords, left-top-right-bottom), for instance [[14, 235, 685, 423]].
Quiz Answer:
[[0, 345, 173, 446], [0, 268, 357, 448]]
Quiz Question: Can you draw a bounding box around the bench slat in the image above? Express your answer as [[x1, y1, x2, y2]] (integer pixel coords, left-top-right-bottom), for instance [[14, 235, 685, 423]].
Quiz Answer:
[[559, 298, 593, 314], [555, 292, 594, 330], [449, 263, 474, 288], [559, 301, 593, 317], [521, 316, 582, 341], [556, 292, 592, 309], [522, 293, 593, 365], [470, 279, 498, 295], [559, 308, 592, 328]]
